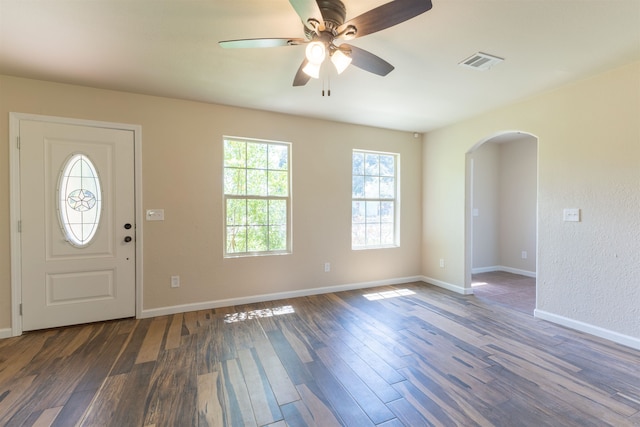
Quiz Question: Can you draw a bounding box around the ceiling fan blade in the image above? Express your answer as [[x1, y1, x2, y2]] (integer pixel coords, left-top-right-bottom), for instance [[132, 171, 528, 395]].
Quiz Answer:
[[289, 0, 323, 29], [337, 0, 432, 39], [343, 44, 394, 76], [219, 38, 306, 49], [293, 58, 312, 86]]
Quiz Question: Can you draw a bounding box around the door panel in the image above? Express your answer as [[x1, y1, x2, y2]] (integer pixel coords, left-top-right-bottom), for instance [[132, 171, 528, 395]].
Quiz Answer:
[[20, 120, 135, 331]]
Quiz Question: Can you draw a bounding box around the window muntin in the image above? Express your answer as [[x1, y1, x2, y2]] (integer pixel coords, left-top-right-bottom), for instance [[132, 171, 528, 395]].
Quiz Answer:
[[352, 150, 399, 249], [224, 137, 291, 256], [57, 153, 102, 247]]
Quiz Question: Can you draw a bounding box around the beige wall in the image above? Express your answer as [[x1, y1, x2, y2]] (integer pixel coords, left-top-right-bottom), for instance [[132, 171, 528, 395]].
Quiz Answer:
[[499, 138, 537, 272], [0, 75, 423, 330], [470, 142, 500, 269], [423, 61, 640, 340]]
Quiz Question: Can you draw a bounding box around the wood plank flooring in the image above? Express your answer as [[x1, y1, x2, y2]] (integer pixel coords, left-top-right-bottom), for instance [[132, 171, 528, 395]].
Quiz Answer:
[[472, 271, 536, 314], [1, 278, 639, 426]]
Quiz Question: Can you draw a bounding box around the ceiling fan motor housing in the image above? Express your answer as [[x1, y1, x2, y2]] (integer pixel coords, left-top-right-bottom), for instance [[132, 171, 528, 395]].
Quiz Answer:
[[305, 0, 347, 38]]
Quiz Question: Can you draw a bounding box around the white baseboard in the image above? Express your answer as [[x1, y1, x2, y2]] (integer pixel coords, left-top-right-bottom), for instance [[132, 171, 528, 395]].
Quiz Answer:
[[0, 328, 13, 339], [141, 276, 424, 318], [420, 276, 473, 295], [472, 266, 501, 274], [472, 265, 536, 278], [534, 309, 640, 351]]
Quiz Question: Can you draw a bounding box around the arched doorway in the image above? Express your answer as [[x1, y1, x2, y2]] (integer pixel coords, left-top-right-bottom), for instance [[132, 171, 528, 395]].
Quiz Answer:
[[465, 131, 538, 313]]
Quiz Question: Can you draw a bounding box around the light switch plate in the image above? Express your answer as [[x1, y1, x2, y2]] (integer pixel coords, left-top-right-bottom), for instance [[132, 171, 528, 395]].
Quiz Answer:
[[146, 209, 165, 221], [563, 208, 580, 222]]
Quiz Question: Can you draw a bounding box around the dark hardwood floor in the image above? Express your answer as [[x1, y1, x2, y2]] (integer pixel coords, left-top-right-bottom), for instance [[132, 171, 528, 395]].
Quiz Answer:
[[472, 271, 536, 315], [1, 279, 639, 426]]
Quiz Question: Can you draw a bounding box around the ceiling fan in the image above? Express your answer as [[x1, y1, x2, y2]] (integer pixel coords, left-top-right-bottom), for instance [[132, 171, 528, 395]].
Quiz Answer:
[[219, 0, 433, 86]]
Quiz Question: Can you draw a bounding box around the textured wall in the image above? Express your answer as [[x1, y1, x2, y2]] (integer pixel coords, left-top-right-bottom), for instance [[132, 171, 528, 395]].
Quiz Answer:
[[423, 61, 640, 340]]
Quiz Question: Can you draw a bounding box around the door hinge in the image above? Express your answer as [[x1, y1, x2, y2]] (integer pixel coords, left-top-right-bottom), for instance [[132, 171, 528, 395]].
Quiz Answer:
[[17, 220, 22, 233], [19, 303, 23, 316], [17, 136, 20, 149]]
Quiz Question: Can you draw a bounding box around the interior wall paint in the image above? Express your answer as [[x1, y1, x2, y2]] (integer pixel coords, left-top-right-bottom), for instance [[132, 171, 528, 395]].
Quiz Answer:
[[470, 143, 500, 269], [422, 129, 466, 288], [423, 61, 640, 340], [0, 75, 422, 330], [499, 139, 537, 273]]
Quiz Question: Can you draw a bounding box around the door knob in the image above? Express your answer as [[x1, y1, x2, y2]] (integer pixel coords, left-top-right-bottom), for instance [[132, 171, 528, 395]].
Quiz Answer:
[[124, 236, 132, 243]]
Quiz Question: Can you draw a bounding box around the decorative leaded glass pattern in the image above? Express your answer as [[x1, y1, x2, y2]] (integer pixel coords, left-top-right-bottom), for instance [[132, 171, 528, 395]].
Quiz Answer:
[[57, 154, 102, 247], [352, 150, 399, 248], [223, 137, 291, 256]]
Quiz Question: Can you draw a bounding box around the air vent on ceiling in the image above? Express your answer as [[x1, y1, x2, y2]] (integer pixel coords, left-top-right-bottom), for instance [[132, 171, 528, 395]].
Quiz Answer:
[[459, 52, 504, 71]]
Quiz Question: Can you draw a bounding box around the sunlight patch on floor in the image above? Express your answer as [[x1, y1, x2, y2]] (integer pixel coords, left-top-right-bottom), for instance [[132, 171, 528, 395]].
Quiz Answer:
[[471, 281, 489, 287], [224, 305, 295, 323], [363, 289, 416, 301]]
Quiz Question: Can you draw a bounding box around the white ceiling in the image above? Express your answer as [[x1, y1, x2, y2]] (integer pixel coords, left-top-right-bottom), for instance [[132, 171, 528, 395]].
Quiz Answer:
[[1, 0, 639, 132]]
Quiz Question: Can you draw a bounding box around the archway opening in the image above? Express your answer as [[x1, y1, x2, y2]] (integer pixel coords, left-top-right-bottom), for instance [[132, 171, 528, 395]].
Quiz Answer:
[[465, 131, 538, 314]]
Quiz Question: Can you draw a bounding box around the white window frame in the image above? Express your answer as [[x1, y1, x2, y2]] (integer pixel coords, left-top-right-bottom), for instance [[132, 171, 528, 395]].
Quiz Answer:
[[351, 149, 400, 250], [223, 136, 292, 257]]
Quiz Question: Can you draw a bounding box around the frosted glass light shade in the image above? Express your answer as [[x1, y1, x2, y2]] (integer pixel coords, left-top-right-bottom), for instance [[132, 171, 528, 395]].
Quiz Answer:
[[302, 61, 321, 79], [331, 49, 352, 74], [305, 41, 326, 64]]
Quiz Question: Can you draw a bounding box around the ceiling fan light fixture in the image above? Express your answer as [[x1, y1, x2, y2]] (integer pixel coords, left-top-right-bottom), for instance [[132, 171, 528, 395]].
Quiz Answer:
[[220, 0, 435, 87], [305, 41, 326, 65], [331, 49, 352, 74], [302, 61, 322, 79]]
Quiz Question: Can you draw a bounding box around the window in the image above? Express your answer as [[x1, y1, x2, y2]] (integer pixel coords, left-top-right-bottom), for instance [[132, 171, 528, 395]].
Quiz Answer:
[[352, 150, 399, 249], [57, 153, 102, 247], [223, 137, 291, 256]]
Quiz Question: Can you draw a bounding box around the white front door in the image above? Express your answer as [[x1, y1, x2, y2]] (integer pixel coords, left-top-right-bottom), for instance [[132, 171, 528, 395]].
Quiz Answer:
[[19, 119, 136, 331]]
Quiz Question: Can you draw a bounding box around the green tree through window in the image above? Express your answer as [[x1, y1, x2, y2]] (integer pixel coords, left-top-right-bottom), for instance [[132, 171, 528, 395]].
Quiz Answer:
[[224, 138, 291, 256], [352, 150, 399, 248]]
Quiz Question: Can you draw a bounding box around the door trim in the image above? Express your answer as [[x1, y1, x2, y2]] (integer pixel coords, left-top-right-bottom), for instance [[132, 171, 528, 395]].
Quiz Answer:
[[9, 113, 143, 336]]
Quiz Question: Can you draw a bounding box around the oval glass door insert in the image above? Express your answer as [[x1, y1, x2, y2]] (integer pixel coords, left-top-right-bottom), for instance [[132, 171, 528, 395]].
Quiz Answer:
[[57, 153, 102, 247]]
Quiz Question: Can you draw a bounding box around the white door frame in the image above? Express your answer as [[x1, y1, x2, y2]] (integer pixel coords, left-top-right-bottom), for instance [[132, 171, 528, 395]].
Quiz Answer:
[[9, 112, 144, 337]]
